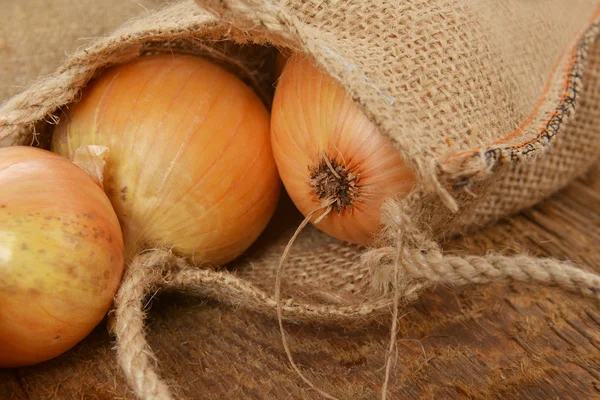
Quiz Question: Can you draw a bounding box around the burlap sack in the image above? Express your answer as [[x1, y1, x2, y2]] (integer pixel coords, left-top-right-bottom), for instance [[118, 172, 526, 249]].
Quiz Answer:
[[1, 1, 600, 399], [0, 0, 163, 103]]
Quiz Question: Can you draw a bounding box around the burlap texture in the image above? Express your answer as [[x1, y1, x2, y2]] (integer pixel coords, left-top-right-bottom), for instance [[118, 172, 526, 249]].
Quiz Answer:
[[0, 0, 162, 103], [466, 33, 600, 227], [1, 1, 600, 397]]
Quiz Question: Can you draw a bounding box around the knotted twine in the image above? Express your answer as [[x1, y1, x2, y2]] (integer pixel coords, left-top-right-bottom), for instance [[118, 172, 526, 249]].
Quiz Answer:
[[111, 193, 600, 400]]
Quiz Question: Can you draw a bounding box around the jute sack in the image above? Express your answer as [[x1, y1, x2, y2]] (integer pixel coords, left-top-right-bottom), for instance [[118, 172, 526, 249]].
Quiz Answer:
[[1, 0, 600, 398], [0, 0, 162, 103]]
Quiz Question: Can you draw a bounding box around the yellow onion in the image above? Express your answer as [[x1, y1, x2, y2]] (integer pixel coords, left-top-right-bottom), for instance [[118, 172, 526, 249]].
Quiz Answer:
[[0, 146, 124, 367], [271, 55, 414, 245], [52, 54, 280, 265]]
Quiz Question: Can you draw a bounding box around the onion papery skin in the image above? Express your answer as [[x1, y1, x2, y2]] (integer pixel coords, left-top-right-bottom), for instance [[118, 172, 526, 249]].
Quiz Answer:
[[271, 55, 414, 245], [53, 55, 281, 265], [0, 146, 124, 367]]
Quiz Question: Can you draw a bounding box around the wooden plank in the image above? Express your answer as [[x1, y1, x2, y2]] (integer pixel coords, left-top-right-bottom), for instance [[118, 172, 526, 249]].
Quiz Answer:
[[2, 165, 599, 399]]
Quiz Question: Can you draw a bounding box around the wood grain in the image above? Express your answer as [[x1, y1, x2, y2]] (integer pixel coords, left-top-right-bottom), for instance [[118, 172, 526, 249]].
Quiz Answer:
[[2, 164, 600, 400]]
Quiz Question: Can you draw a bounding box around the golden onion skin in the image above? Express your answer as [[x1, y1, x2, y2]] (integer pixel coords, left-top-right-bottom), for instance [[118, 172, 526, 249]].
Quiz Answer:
[[0, 146, 124, 367], [53, 55, 281, 265], [271, 55, 414, 245]]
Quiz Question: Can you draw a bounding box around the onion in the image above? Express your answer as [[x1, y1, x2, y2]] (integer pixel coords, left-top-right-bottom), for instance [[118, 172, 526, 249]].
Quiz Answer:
[[271, 55, 414, 245], [52, 54, 281, 265], [0, 146, 124, 367]]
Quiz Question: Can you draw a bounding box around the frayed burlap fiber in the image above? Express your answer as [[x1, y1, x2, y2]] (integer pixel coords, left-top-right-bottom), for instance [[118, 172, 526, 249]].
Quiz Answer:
[[1, 0, 600, 399]]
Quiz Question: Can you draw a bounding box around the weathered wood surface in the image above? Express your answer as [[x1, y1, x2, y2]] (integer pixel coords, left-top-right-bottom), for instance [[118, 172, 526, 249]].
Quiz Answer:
[[2, 164, 599, 400]]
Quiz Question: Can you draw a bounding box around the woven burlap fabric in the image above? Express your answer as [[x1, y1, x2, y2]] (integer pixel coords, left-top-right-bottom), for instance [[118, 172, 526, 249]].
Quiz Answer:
[[0, 0, 162, 104], [464, 36, 600, 229], [198, 0, 600, 236]]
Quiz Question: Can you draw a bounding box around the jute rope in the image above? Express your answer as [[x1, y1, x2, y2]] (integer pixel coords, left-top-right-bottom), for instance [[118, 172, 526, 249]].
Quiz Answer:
[[113, 250, 175, 400], [113, 237, 600, 399]]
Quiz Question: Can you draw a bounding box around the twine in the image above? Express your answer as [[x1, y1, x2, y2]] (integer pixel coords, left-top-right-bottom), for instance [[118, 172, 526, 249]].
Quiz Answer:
[[113, 230, 600, 399]]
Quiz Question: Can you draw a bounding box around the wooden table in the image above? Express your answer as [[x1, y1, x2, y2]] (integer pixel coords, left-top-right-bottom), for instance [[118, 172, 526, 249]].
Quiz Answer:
[[2, 164, 599, 400]]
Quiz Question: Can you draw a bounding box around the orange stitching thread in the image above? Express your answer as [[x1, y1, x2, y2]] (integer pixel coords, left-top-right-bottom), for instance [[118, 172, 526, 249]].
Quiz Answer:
[[492, 47, 570, 146], [443, 5, 600, 170]]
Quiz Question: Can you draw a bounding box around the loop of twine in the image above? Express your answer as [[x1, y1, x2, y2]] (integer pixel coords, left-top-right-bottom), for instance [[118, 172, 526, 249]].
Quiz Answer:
[[113, 250, 176, 400], [380, 226, 406, 400], [113, 231, 600, 400], [273, 202, 340, 400]]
